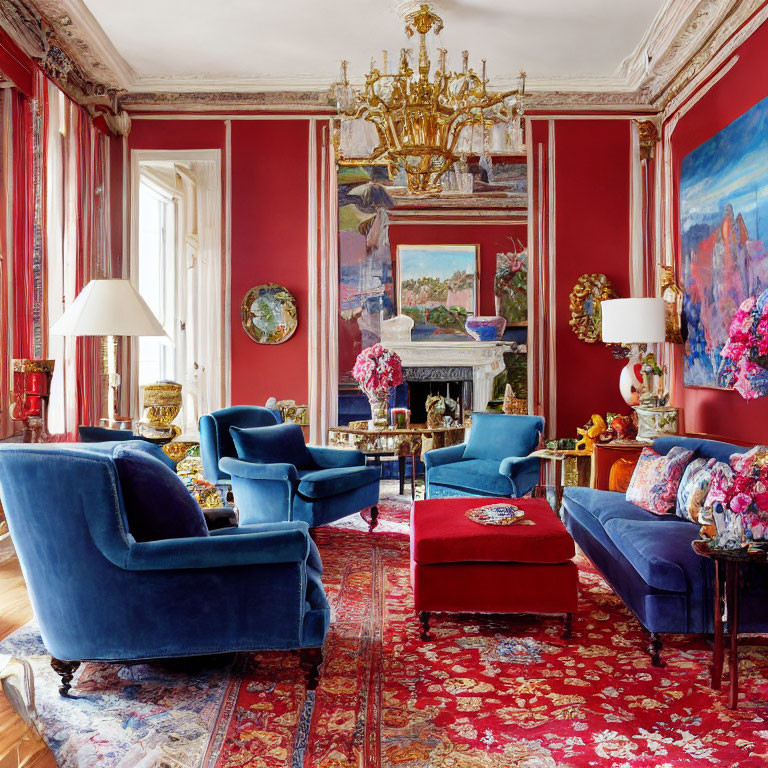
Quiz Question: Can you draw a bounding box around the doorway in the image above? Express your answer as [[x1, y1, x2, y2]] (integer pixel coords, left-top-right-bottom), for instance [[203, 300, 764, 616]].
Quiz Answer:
[[130, 150, 224, 435]]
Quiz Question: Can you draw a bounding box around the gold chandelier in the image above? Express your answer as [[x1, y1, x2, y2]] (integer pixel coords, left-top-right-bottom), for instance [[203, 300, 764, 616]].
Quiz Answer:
[[331, 3, 526, 195]]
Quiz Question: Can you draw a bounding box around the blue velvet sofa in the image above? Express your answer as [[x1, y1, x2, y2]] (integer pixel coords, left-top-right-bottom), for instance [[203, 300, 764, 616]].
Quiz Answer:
[[562, 435, 768, 665], [0, 444, 329, 694], [221, 423, 381, 529], [424, 413, 544, 499]]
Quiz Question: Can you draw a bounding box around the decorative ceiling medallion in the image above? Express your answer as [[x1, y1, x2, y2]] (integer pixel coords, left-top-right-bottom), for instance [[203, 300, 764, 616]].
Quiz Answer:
[[569, 273, 618, 344], [241, 283, 298, 345]]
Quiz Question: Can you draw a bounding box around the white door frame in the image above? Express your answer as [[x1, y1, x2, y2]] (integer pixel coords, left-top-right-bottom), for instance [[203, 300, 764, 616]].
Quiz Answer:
[[128, 148, 226, 424]]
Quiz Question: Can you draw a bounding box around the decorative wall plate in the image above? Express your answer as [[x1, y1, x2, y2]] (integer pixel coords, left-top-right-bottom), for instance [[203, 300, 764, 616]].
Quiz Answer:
[[569, 273, 618, 343], [241, 283, 298, 344], [465, 502, 527, 526]]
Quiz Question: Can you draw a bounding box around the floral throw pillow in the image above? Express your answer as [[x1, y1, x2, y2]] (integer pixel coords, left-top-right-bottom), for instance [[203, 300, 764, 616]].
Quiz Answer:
[[626, 445, 695, 515], [676, 457, 717, 523]]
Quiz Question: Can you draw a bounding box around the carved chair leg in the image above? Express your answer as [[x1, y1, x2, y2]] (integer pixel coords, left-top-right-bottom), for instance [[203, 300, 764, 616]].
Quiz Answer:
[[648, 632, 665, 668], [563, 612, 574, 640], [300, 647, 323, 691], [51, 658, 81, 697], [368, 505, 379, 532], [419, 611, 431, 641]]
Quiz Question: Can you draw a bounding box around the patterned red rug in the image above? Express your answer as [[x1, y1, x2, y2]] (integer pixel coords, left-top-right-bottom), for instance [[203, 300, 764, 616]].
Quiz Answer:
[[207, 504, 768, 768], [3, 501, 768, 766]]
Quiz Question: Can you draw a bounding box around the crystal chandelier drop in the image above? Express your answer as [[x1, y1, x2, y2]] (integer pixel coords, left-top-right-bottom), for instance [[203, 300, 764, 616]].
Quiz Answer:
[[331, 3, 526, 195]]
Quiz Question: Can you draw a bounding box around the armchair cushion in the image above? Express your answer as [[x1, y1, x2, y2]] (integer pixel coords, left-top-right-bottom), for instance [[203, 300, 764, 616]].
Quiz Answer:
[[298, 466, 381, 499], [463, 413, 543, 462], [427, 459, 513, 497], [231, 423, 314, 469], [113, 445, 209, 542], [307, 445, 365, 468]]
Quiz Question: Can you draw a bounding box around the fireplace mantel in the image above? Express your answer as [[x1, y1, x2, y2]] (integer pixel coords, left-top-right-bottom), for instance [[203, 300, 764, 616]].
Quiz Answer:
[[383, 339, 522, 412]]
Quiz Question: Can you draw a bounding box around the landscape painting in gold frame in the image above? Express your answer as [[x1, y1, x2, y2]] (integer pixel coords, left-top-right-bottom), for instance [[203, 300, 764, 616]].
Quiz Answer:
[[396, 244, 479, 342]]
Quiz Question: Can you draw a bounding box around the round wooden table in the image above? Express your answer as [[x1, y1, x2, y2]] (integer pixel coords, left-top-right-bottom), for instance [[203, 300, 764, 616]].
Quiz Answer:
[[328, 422, 466, 499]]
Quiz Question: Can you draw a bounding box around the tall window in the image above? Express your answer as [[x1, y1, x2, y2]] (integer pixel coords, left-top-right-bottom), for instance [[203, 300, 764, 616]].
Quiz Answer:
[[137, 175, 176, 385]]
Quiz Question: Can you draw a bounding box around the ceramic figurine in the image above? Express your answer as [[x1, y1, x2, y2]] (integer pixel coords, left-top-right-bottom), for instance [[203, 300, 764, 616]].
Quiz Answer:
[[575, 414, 607, 454]]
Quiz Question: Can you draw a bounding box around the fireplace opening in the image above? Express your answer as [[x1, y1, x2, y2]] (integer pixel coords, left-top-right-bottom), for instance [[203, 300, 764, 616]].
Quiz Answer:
[[403, 366, 473, 424]]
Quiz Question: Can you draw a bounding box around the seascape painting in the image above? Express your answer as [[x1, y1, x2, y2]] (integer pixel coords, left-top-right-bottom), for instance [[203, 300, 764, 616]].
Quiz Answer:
[[396, 245, 478, 341], [680, 94, 768, 388]]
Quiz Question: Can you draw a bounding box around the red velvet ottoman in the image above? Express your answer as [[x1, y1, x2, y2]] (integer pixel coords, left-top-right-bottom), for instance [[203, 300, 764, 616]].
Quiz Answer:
[[410, 497, 578, 638]]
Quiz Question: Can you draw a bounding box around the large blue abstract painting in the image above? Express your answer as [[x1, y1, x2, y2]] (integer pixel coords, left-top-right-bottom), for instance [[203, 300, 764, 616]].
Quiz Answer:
[[680, 94, 768, 388]]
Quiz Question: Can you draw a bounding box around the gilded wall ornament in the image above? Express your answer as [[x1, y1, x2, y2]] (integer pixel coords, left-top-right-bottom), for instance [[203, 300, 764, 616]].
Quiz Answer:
[[660, 265, 685, 344], [241, 283, 298, 345], [569, 273, 618, 343]]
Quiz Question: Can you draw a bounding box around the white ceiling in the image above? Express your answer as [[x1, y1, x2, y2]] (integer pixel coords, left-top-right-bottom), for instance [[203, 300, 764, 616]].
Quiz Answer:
[[79, 0, 670, 92]]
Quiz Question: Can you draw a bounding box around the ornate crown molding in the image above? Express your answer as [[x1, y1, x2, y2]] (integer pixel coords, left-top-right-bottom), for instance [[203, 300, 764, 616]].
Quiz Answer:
[[0, 0, 125, 113], [0, 0, 763, 117], [649, 0, 767, 110]]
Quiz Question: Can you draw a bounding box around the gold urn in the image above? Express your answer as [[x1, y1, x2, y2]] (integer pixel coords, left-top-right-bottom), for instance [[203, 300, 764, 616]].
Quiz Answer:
[[141, 381, 182, 429]]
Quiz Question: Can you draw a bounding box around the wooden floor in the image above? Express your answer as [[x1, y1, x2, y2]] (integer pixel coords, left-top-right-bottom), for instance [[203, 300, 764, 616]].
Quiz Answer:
[[0, 549, 58, 768]]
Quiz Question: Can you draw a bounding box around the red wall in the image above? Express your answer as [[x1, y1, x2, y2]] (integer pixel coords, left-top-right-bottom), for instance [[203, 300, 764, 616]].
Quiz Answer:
[[668, 16, 768, 444], [388, 222, 527, 317], [229, 120, 310, 406], [554, 119, 633, 436], [127, 117, 312, 408]]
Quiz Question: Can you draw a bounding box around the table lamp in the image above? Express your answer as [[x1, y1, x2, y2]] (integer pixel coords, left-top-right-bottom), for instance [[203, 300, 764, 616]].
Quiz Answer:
[[601, 298, 666, 406], [50, 279, 167, 428]]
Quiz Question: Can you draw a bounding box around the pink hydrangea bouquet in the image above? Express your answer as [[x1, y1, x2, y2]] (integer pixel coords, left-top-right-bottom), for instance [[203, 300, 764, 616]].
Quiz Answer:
[[706, 447, 768, 542], [721, 288, 768, 399], [352, 343, 403, 396]]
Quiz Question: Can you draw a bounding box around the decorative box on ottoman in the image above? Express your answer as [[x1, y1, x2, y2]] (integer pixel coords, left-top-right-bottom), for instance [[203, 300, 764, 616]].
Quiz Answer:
[[410, 496, 578, 638]]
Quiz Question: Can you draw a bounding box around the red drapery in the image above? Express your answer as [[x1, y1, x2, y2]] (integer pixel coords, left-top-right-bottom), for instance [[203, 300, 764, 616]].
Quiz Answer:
[[11, 87, 34, 361]]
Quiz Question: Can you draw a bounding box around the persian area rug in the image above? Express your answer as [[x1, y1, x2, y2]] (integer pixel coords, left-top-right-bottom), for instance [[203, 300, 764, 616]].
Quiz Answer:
[[2, 501, 768, 767]]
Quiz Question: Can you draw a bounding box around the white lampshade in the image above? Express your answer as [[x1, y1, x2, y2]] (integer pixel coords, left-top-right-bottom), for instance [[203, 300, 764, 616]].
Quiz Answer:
[[50, 279, 167, 337], [601, 298, 666, 344]]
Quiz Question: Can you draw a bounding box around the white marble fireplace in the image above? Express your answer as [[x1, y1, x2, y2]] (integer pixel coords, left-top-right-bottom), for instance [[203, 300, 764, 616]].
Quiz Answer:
[[381, 316, 522, 412]]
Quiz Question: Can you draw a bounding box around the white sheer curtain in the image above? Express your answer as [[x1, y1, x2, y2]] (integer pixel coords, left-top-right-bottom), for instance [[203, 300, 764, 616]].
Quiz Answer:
[[46, 85, 78, 436]]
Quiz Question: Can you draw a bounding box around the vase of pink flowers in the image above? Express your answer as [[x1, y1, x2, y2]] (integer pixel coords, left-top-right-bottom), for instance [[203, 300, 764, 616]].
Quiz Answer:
[[352, 343, 403, 429], [703, 447, 768, 548], [721, 288, 768, 400]]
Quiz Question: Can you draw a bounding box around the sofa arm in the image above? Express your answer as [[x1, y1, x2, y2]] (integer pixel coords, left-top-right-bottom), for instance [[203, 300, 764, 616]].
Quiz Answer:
[[307, 445, 365, 469], [499, 455, 541, 496], [121, 522, 311, 571], [219, 457, 299, 484], [423, 443, 466, 470]]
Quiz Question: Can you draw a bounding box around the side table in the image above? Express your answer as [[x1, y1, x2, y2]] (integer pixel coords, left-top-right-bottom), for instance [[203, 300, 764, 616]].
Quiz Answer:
[[328, 423, 465, 500], [531, 449, 592, 513], [692, 540, 768, 709]]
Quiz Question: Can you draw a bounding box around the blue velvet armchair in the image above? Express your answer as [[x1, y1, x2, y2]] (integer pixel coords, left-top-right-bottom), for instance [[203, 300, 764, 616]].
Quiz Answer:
[[199, 405, 279, 483], [0, 444, 329, 695], [424, 413, 544, 499], [221, 423, 381, 530]]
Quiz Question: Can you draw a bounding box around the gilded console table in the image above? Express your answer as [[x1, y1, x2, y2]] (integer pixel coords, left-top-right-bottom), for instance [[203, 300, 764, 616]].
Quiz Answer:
[[328, 423, 465, 499]]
